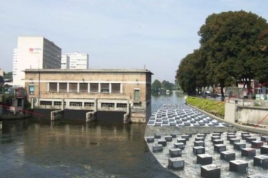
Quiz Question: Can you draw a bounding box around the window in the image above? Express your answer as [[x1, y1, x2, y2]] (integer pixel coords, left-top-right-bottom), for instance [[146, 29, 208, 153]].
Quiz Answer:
[[134, 89, 140, 102], [84, 102, 94, 107], [111, 83, 120, 93], [80, 83, 88, 93], [54, 101, 62, 106], [101, 83, 109, 93], [17, 99, 23, 107], [133, 102, 141, 107], [70, 102, 82, 106], [69, 83, 77, 92], [101, 103, 114, 108], [90, 83, 98, 92], [117, 103, 127, 108], [29, 85, 34, 95], [49, 83, 57, 92], [59, 83, 67, 92], [40, 101, 52, 105]]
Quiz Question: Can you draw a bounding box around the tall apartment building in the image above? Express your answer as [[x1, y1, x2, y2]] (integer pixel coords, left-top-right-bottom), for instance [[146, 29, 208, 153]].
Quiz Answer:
[[13, 36, 61, 87], [61, 52, 89, 69], [61, 55, 70, 69]]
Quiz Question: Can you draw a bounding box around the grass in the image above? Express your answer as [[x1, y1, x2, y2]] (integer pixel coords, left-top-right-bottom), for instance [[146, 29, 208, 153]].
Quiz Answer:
[[186, 96, 225, 118]]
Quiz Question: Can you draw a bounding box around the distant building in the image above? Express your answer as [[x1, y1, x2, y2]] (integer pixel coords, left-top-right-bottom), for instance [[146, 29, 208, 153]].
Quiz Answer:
[[24, 68, 153, 123], [62, 52, 89, 69], [13, 36, 61, 87], [61, 55, 70, 69]]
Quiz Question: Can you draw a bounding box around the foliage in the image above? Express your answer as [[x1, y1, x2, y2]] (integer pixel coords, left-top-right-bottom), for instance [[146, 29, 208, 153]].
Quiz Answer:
[[151, 79, 174, 93], [186, 97, 225, 118], [151, 79, 162, 92], [4, 71, 12, 79]]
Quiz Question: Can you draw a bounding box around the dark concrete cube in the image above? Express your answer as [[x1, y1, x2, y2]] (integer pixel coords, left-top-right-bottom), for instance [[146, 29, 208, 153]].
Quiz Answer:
[[154, 133, 161, 139], [213, 139, 224, 145], [146, 136, 154, 143], [168, 157, 184, 170], [181, 134, 190, 141], [254, 155, 268, 169], [169, 148, 182, 157], [234, 142, 246, 150], [197, 154, 212, 165], [220, 151, 235, 162], [214, 144, 226, 153], [154, 122, 162, 126], [195, 137, 205, 141], [241, 148, 256, 157], [211, 136, 221, 141], [229, 160, 248, 174], [251, 141, 264, 149], [165, 136, 173, 142], [194, 141, 205, 147], [177, 138, 186, 144], [197, 133, 206, 138], [246, 137, 257, 143], [227, 135, 237, 140], [261, 145, 268, 154], [212, 133, 221, 136], [157, 139, 167, 147], [174, 142, 185, 150], [170, 133, 177, 138], [193, 146, 205, 155], [241, 132, 249, 136], [230, 138, 240, 144], [201, 164, 221, 178], [242, 134, 251, 139], [261, 136, 268, 142], [152, 144, 163, 152]]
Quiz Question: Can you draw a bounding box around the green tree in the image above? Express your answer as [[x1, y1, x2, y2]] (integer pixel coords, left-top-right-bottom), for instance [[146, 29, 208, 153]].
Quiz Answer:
[[198, 10, 268, 99], [151, 79, 161, 92]]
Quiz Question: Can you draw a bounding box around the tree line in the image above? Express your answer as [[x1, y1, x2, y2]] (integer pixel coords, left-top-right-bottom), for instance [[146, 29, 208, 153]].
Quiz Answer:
[[176, 10, 268, 99], [151, 79, 175, 93]]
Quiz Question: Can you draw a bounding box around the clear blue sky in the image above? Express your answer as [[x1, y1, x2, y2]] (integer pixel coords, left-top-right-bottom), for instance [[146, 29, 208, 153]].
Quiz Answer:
[[0, 0, 268, 83]]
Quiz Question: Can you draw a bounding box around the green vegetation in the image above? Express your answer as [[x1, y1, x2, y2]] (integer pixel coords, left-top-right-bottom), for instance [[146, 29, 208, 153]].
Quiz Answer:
[[176, 10, 268, 99], [186, 97, 225, 118], [151, 79, 175, 93]]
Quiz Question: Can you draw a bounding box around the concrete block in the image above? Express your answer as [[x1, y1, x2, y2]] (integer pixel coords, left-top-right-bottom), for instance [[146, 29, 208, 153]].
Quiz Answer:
[[251, 141, 264, 149], [213, 139, 224, 145], [197, 133, 206, 138], [229, 160, 248, 174], [241, 132, 249, 136], [212, 133, 221, 136], [193, 146, 205, 155], [176, 120, 182, 124], [154, 122, 162, 126], [157, 139, 167, 147], [246, 137, 257, 143], [169, 148, 182, 157], [169, 122, 176, 126], [242, 134, 251, 139], [241, 148, 256, 157], [177, 138, 186, 144], [220, 151, 235, 162], [165, 136, 173, 142], [194, 141, 205, 147], [254, 155, 268, 169], [261, 145, 268, 154], [170, 133, 177, 138], [261, 136, 268, 142], [195, 137, 205, 141], [214, 144, 226, 153], [229, 138, 240, 144], [211, 136, 221, 141], [197, 154, 212, 165], [174, 142, 185, 150], [234, 142, 246, 150], [152, 144, 163, 152], [154, 133, 161, 139], [201, 164, 221, 178], [247, 174, 268, 178], [146, 136, 154, 143], [168, 157, 184, 170], [227, 135, 236, 140], [181, 134, 190, 141]]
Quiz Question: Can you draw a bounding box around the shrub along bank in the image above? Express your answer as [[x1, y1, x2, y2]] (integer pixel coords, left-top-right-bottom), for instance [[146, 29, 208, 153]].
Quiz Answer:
[[186, 96, 225, 118]]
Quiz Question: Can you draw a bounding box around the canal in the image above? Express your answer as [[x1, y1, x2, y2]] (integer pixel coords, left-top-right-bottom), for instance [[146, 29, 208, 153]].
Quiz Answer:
[[0, 92, 184, 178]]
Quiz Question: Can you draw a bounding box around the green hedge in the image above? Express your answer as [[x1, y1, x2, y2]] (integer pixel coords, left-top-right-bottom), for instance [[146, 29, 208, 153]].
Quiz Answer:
[[186, 96, 225, 118]]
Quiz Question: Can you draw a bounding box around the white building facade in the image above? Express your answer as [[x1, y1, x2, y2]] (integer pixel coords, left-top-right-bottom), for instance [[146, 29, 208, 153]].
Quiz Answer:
[[13, 36, 61, 87], [63, 52, 89, 69], [61, 55, 70, 69]]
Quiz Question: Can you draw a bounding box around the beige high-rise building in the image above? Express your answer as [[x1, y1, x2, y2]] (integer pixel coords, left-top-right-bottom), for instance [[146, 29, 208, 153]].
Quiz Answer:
[[13, 36, 61, 87]]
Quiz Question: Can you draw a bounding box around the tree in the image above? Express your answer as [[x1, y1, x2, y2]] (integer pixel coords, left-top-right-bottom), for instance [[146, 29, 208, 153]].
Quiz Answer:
[[198, 10, 268, 99], [151, 79, 161, 92]]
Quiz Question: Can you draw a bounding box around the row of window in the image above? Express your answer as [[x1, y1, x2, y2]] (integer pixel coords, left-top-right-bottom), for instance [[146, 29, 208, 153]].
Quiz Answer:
[[40, 101, 127, 108]]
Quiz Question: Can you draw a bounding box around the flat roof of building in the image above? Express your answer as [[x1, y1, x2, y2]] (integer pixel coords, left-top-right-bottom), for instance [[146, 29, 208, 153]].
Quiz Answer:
[[24, 68, 153, 75]]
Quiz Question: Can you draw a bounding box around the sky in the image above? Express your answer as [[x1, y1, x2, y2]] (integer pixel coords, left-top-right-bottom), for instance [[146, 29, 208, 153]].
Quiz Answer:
[[0, 0, 268, 83]]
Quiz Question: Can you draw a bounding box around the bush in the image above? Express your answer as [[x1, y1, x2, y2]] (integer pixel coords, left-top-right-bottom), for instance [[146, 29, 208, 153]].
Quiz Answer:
[[186, 97, 225, 118]]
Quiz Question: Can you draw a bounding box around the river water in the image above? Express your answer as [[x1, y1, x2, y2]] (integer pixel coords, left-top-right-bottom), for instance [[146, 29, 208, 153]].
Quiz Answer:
[[0, 93, 185, 178]]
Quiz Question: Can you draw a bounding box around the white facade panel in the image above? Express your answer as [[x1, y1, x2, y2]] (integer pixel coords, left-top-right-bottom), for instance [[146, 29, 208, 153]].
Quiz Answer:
[[65, 52, 89, 69]]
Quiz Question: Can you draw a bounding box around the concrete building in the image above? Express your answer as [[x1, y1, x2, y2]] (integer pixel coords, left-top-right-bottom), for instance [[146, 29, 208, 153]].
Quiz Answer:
[[13, 36, 61, 87], [24, 69, 152, 123], [64, 52, 89, 69], [61, 55, 70, 69]]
